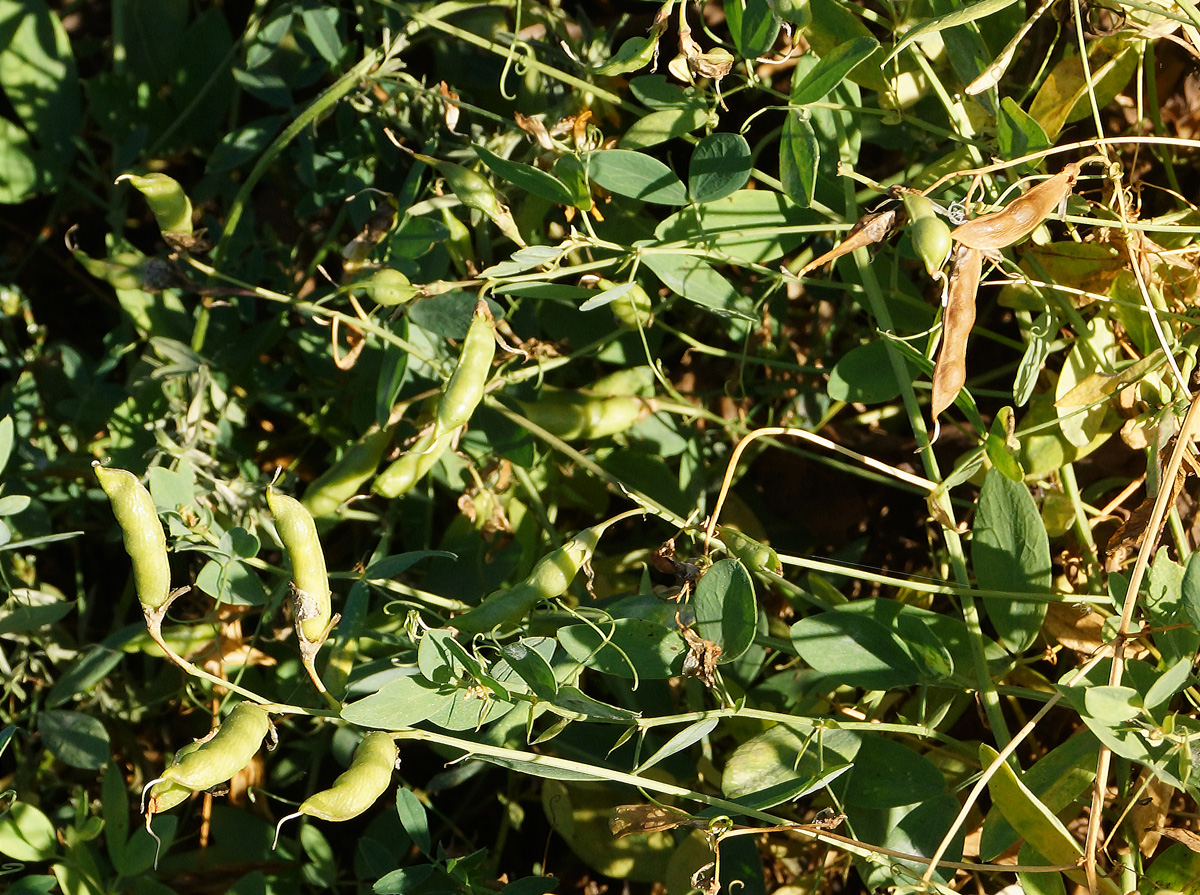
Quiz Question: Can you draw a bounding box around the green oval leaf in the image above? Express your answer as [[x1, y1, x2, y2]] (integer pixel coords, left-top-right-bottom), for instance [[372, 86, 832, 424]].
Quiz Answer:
[[475, 144, 576, 206], [585, 150, 688, 205], [0, 802, 58, 861], [340, 674, 451, 729], [692, 558, 757, 663], [827, 340, 912, 404], [40, 709, 110, 770], [688, 133, 751, 203], [790, 609, 921, 690], [619, 107, 707, 150], [558, 618, 687, 678], [779, 115, 818, 208], [972, 468, 1051, 652], [843, 735, 945, 808]]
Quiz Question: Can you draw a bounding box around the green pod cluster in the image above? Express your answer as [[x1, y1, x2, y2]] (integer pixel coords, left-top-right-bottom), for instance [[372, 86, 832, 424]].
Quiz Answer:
[[275, 732, 398, 846], [94, 463, 172, 612], [717, 525, 782, 576], [116, 173, 193, 238], [413, 152, 526, 246], [303, 427, 392, 518], [902, 193, 952, 278], [267, 487, 331, 644], [154, 703, 270, 793]]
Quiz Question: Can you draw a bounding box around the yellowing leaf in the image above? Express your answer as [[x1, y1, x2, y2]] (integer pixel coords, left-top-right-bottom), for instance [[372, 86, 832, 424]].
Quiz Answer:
[[1028, 37, 1139, 138], [998, 241, 1126, 311]]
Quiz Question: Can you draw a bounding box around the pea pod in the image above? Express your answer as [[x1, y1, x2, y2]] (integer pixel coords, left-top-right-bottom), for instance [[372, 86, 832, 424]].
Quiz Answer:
[[373, 303, 496, 499], [901, 193, 952, 278], [273, 732, 398, 846], [950, 162, 1083, 250], [146, 702, 271, 794], [142, 739, 204, 867], [373, 423, 456, 499], [361, 269, 417, 307], [596, 277, 654, 329], [716, 525, 782, 576], [144, 740, 204, 819], [302, 427, 392, 518], [516, 391, 650, 440], [94, 463, 173, 614], [413, 152, 526, 246], [454, 508, 643, 633], [267, 487, 332, 645], [115, 173, 194, 239], [437, 301, 496, 430]]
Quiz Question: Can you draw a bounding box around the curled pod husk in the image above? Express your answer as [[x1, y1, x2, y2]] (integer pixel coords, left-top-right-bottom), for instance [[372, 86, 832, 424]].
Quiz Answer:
[[94, 463, 172, 613], [437, 301, 496, 431], [950, 163, 1082, 250], [150, 702, 271, 793], [930, 244, 984, 430], [115, 173, 193, 238], [267, 487, 332, 645], [273, 732, 398, 847], [302, 427, 392, 518]]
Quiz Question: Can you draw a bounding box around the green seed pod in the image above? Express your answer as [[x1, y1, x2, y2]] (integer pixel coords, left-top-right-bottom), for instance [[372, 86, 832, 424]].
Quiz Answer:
[[716, 525, 782, 576], [596, 278, 654, 329], [413, 152, 526, 246], [94, 463, 172, 612], [362, 269, 417, 307], [438, 301, 496, 431], [454, 508, 641, 633], [267, 487, 331, 644], [372, 424, 456, 499], [902, 193, 952, 278], [274, 732, 398, 847], [144, 740, 204, 817], [516, 391, 649, 440], [154, 703, 270, 793], [302, 427, 392, 518], [116, 173, 193, 238]]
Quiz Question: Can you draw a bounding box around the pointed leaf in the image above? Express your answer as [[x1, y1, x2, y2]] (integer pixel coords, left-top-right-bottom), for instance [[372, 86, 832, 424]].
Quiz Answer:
[[779, 115, 818, 207], [791, 36, 879, 105]]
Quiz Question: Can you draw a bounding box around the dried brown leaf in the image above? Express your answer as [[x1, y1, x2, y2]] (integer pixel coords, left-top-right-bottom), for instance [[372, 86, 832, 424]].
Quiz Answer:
[[610, 805, 698, 837], [1154, 826, 1200, 852], [1105, 440, 1192, 570], [797, 207, 902, 277]]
